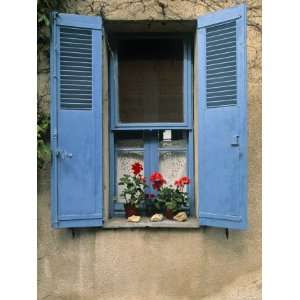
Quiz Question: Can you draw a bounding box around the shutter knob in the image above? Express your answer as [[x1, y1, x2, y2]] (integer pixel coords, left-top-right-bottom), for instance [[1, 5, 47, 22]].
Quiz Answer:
[[65, 152, 73, 159], [231, 135, 239, 147], [56, 149, 73, 159]]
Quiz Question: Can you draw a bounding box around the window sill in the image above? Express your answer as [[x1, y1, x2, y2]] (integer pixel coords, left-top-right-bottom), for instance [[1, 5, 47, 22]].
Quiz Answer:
[[103, 217, 199, 229]]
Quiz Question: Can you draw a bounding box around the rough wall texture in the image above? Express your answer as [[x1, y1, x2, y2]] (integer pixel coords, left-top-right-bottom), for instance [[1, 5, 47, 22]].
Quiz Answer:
[[38, 1, 262, 299]]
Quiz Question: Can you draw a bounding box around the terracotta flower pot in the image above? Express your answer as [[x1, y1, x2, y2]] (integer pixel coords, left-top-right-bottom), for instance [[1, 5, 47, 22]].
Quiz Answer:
[[124, 203, 139, 218], [164, 208, 175, 220]]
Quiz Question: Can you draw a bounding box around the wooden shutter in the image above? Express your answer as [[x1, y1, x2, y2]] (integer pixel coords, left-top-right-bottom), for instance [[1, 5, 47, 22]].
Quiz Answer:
[[50, 13, 103, 228], [197, 5, 248, 229]]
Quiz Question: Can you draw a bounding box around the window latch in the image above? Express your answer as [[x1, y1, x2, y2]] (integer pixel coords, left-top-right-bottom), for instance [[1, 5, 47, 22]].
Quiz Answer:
[[56, 149, 73, 160]]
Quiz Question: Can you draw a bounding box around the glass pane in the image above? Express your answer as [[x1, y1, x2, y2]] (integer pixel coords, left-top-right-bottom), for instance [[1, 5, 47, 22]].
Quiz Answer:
[[115, 131, 144, 148], [118, 38, 183, 123], [158, 130, 187, 149], [116, 151, 144, 203], [159, 151, 187, 190]]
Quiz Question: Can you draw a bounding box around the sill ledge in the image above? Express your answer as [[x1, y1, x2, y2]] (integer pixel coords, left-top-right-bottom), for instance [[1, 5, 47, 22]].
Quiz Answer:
[[103, 217, 199, 229]]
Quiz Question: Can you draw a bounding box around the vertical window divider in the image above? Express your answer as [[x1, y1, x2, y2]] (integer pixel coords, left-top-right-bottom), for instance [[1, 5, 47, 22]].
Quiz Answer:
[[188, 129, 195, 216], [150, 131, 159, 176], [143, 131, 159, 195], [109, 131, 115, 218], [143, 131, 151, 195], [183, 38, 188, 126]]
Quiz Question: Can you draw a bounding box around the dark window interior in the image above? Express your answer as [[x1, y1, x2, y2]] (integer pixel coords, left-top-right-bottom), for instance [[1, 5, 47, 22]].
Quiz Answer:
[[118, 38, 183, 123]]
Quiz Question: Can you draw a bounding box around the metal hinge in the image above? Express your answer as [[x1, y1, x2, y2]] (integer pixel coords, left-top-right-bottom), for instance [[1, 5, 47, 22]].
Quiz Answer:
[[52, 129, 57, 142]]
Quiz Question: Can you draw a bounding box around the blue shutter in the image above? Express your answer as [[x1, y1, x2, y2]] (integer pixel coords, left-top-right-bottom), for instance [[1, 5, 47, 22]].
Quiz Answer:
[[50, 13, 103, 228], [197, 5, 247, 230]]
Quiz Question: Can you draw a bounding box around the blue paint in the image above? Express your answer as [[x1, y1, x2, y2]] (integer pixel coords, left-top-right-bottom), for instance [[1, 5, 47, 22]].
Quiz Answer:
[[56, 13, 102, 29], [197, 5, 244, 29], [188, 130, 195, 215], [108, 131, 115, 218], [143, 132, 152, 192], [50, 12, 59, 228], [197, 4, 248, 230], [111, 126, 193, 131], [237, 4, 248, 230], [186, 37, 193, 128], [110, 50, 119, 128], [50, 12, 103, 228]]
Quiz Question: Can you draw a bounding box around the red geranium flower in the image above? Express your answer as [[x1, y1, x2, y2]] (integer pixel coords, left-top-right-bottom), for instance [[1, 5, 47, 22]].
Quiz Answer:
[[131, 162, 143, 175], [175, 176, 191, 189], [150, 172, 166, 190], [175, 179, 182, 188], [180, 176, 191, 185]]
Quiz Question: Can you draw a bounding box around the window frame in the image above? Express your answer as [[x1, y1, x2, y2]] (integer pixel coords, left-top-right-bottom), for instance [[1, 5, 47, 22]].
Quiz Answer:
[[108, 33, 194, 218], [109, 34, 193, 130]]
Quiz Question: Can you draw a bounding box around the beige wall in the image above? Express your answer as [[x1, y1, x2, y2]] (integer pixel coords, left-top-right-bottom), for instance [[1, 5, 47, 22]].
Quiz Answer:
[[38, 1, 261, 299]]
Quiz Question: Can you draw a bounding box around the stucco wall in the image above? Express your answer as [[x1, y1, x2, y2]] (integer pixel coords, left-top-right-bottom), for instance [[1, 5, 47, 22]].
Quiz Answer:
[[38, 1, 261, 299]]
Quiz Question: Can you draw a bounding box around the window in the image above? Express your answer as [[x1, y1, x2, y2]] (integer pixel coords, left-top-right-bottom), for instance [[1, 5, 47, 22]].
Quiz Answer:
[[110, 35, 192, 129], [109, 35, 194, 217], [50, 5, 248, 230]]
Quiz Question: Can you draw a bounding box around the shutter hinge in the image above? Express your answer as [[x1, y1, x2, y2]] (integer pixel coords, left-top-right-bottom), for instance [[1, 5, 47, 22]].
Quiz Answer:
[[71, 228, 79, 239], [225, 228, 229, 240]]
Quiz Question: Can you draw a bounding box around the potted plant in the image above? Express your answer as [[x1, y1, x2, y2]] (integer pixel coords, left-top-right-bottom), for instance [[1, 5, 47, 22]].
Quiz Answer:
[[149, 172, 167, 214], [167, 176, 191, 219], [118, 162, 147, 218], [151, 173, 191, 219]]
